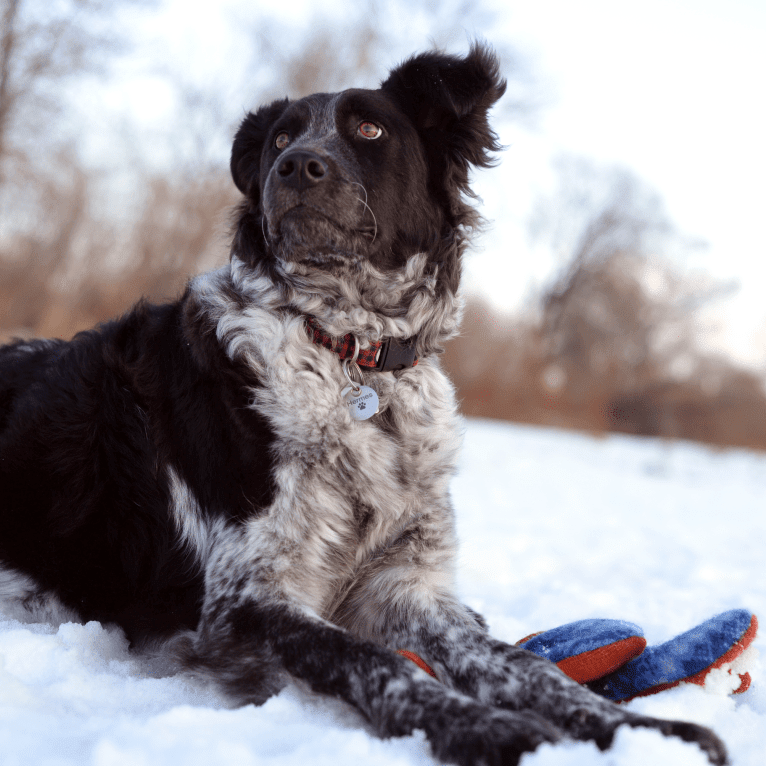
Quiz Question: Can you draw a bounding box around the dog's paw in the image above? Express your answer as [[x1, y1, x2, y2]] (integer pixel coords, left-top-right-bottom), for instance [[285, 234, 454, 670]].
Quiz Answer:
[[565, 710, 728, 766], [425, 707, 562, 766], [628, 716, 728, 766]]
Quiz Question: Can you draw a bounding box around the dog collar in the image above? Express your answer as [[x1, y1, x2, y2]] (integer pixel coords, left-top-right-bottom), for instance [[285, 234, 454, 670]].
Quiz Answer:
[[305, 317, 418, 372]]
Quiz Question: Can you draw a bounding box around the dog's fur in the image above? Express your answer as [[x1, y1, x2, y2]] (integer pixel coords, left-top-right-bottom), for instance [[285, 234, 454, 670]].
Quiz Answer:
[[0, 46, 726, 766]]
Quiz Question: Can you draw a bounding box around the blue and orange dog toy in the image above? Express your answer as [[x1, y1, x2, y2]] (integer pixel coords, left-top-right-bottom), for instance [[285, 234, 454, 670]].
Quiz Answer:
[[398, 609, 758, 701]]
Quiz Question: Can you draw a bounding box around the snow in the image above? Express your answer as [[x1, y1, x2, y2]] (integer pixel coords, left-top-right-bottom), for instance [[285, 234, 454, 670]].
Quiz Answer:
[[1, 419, 764, 766]]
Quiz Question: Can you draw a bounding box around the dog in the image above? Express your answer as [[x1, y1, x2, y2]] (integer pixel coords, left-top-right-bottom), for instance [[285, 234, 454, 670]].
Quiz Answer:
[[0, 45, 726, 766]]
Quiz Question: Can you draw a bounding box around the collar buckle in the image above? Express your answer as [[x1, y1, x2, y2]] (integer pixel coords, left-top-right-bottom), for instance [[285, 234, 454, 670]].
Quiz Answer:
[[372, 336, 418, 372]]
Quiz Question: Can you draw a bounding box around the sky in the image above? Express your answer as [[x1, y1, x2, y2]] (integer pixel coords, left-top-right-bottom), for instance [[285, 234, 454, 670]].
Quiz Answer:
[[101, 0, 766, 367]]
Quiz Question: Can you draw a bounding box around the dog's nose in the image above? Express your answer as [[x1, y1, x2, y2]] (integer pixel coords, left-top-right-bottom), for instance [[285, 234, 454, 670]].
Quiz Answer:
[[276, 151, 328, 191]]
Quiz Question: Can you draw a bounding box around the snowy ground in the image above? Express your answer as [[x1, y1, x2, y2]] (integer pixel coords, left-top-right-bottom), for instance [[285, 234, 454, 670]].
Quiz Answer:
[[1, 418, 764, 766]]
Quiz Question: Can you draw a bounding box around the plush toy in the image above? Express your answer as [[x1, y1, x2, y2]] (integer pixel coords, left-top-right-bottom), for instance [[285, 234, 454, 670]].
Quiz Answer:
[[398, 608, 758, 701]]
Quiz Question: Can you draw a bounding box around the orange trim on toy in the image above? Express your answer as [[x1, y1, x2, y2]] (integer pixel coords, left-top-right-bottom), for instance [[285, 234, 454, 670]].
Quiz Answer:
[[556, 635, 647, 684], [732, 672, 751, 695], [396, 649, 438, 679]]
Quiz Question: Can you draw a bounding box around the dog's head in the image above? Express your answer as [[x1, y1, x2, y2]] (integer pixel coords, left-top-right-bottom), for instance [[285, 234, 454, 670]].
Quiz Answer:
[[230, 44, 505, 295]]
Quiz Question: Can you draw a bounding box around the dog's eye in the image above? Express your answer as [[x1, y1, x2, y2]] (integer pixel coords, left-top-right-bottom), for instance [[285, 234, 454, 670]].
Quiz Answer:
[[275, 132, 290, 150], [358, 121, 383, 140]]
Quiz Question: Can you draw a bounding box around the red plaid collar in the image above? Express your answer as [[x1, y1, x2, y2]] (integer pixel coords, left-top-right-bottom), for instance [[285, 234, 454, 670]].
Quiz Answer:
[[304, 317, 418, 371]]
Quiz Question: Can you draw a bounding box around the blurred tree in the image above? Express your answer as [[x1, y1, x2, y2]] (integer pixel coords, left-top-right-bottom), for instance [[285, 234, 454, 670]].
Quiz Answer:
[[247, 0, 537, 113], [0, 0, 157, 338], [444, 157, 766, 450], [530, 155, 734, 406], [0, 0, 152, 187], [520, 153, 759, 443]]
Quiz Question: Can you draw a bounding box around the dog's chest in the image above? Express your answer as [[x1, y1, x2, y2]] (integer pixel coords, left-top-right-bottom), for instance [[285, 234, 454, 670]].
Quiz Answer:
[[248, 322, 462, 610]]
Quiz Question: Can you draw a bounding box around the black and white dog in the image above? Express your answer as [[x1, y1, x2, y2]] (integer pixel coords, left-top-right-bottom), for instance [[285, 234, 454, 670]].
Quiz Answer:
[[0, 46, 726, 766]]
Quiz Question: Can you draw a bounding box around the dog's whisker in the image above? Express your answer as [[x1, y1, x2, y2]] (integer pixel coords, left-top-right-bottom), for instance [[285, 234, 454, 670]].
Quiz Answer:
[[352, 183, 377, 245], [355, 198, 378, 245]]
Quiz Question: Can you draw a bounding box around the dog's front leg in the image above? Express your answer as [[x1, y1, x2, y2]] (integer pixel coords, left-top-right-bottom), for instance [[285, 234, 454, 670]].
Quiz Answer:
[[335, 551, 728, 765], [176, 529, 564, 766], [182, 591, 564, 766]]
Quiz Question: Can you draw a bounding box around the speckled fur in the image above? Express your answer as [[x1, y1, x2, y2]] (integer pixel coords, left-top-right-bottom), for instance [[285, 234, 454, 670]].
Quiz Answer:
[[0, 46, 726, 766]]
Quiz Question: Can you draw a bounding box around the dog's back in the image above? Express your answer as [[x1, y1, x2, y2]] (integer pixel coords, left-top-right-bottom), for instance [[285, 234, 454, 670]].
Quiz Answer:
[[1, 308, 200, 634]]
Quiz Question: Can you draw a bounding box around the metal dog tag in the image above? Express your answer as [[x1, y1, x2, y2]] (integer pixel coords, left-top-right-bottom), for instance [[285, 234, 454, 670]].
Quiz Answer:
[[341, 384, 379, 421]]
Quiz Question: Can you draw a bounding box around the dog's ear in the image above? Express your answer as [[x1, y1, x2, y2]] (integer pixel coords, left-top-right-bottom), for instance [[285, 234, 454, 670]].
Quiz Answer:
[[381, 43, 506, 203], [230, 98, 290, 198]]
